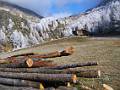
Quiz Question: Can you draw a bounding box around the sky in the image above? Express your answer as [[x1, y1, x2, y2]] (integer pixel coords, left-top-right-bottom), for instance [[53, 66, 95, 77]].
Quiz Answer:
[[1, 0, 101, 17]]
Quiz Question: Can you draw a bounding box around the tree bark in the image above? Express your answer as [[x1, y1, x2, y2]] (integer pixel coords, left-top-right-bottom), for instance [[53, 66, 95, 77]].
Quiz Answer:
[[72, 69, 101, 78], [50, 62, 98, 70], [0, 68, 100, 78], [0, 72, 77, 83], [31, 60, 56, 68], [29, 51, 61, 58], [0, 58, 33, 68], [0, 84, 39, 90], [1, 57, 55, 68], [0, 77, 40, 88]]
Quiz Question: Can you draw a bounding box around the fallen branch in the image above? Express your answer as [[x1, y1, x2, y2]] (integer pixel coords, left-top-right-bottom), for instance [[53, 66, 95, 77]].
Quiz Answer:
[[0, 72, 77, 83]]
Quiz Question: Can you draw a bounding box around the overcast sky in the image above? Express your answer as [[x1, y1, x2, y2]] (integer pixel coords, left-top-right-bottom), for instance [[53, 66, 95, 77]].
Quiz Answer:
[[1, 0, 101, 17]]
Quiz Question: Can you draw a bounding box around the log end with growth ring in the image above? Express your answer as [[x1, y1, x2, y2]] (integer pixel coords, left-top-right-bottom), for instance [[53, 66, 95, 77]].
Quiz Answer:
[[65, 46, 75, 55], [98, 70, 101, 77], [103, 84, 114, 90], [60, 46, 75, 56], [26, 58, 33, 67], [71, 74, 77, 83]]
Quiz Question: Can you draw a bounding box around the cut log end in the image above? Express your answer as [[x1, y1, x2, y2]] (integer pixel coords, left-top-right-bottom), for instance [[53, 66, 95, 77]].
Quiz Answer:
[[103, 84, 114, 90], [67, 82, 71, 87], [39, 83, 45, 90], [26, 58, 33, 67], [64, 46, 75, 55], [98, 70, 101, 77], [60, 46, 75, 56], [71, 74, 77, 83]]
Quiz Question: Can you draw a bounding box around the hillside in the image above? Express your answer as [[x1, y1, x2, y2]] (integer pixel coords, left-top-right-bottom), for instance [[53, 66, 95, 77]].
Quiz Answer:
[[0, 1, 43, 21], [0, 0, 120, 51]]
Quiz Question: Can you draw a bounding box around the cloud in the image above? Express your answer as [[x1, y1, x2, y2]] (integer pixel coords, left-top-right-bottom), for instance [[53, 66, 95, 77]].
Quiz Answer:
[[53, 0, 81, 7], [0, 0, 101, 17], [1, 0, 53, 16]]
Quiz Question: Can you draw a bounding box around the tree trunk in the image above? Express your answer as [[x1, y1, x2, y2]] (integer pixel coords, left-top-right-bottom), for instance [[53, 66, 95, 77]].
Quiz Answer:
[[50, 62, 98, 70], [0, 72, 77, 83], [0, 84, 39, 90], [0, 68, 101, 78], [8, 46, 74, 59], [31, 60, 56, 68], [0, 77, 40, 88], [0, 58, 33, 68]]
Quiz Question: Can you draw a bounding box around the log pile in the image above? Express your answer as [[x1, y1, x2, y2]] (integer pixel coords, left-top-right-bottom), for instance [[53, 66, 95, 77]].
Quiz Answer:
[[0, 47, 101, 90]]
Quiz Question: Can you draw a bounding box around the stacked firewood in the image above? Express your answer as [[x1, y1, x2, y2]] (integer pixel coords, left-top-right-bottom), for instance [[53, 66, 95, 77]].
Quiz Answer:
[[0, 47, 101, 90]]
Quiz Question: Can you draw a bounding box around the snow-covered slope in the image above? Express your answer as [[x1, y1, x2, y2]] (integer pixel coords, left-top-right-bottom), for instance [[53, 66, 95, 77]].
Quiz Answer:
[[65, 0, 120, 34], [0, 0, 120, 52]]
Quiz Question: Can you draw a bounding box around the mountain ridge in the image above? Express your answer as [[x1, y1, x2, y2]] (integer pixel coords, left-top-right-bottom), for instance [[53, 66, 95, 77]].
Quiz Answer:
[[0, 1, 43, 22]]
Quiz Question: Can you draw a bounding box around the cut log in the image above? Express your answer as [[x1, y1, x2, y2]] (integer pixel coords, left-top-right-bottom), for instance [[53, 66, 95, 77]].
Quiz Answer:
[[0, 84, 39, 90], [29, 51, 61, 58], [0, 57, 27, 64], [0, 68, 101, 78], [0, 72, 77, 83], [8, 46, 74, 59], [31, 60, 56, 68], [50, 62, 98, 70], [73, 69, 101, 78], [29, 46, 74, 58], [0, 58, 33, 68], [0, 77, 40, 88], [3, 57, 55, 68]]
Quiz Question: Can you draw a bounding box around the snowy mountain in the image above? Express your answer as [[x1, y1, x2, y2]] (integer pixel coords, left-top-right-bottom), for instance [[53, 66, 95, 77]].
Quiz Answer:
[[0, 0, 120, 52], [65, 0, 120, 35]]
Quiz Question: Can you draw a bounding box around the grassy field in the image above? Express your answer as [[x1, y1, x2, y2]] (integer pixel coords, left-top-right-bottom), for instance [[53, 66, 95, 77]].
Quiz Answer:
[[0, 36, 120, 90]]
